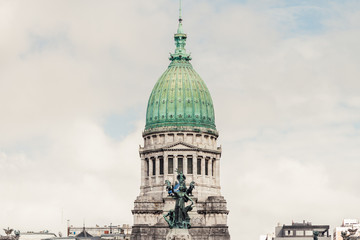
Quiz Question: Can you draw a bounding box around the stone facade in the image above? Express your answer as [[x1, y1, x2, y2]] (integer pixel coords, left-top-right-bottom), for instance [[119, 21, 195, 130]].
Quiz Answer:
[[130, 128, 230, 240]]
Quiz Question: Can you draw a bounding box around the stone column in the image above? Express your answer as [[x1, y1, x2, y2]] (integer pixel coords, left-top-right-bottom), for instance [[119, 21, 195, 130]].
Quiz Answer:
[[163, 153, 168, 198], [193, 154, 197, 179], [164, 153, 168, 175], [140, 155, 145, 186], [201, 156, 205, 175], [216, 155, 221, 186], [174, 155, 178, 182], [156, 156, 160, 184], [184, 155, 188, 175], [149, 157, 153, 187], [211, 158, 216, 185], [201, 155, 205, 185]]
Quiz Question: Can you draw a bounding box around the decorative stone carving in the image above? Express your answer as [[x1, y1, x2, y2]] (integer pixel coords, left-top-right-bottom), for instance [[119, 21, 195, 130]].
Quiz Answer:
[[166, 229, 192, 240]]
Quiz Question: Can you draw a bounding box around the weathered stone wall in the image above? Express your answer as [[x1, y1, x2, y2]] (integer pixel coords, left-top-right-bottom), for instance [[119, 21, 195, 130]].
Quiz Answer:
[[131, 129, 230, 240], [130, 225, 230, 240]]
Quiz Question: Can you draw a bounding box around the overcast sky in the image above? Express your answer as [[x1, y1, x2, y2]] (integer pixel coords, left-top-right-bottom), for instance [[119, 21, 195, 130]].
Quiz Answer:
[[1, 0, 360, 239]]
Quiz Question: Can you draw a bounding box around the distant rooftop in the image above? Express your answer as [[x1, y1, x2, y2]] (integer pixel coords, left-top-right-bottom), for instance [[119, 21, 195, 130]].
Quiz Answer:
[[342, 219, 360, 227], [276, 221, 330, 238]]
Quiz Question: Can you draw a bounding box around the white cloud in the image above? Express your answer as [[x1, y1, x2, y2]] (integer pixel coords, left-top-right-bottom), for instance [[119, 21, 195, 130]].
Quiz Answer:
[[1, 118, 143, 232], [1, 0, 360, 239]]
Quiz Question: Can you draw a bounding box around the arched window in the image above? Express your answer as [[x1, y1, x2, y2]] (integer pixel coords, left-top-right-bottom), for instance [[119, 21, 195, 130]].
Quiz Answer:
[[146, 159, 149, 177], [152, 158, 156, 176], [159, 157, 164, 175], [205, 159, 209, 175], [212, 159, 215, 176], [178, 157, 183, 172], [197, 158, 202, 175], [187, 156, 193, 174], [168, 157, 174, 174]]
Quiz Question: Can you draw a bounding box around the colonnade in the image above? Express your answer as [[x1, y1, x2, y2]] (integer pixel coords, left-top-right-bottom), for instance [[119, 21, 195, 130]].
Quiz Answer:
[[140, 153, 220, 190]]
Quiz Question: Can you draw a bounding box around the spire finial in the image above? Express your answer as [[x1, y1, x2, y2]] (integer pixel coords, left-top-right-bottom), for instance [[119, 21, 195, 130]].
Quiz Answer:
[[179, 0, 182, 22], [177, 0, 184, 34], [170, 0, 191, 62]]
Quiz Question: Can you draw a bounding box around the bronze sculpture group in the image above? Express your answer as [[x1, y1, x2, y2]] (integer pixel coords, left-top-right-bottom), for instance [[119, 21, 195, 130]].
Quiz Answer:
[[341, 229, 359, 240], [313, 231, 319, 240], [0, 228, 19, 240], [164, 170, 195, 229]]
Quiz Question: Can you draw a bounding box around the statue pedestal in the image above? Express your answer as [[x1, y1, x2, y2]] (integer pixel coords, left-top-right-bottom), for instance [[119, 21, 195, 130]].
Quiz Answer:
[[166, 228, 192, 240]]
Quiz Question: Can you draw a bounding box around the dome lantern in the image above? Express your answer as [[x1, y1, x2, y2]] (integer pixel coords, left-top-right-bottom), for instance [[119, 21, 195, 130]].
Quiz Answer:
[[170, 0, 191, 62]]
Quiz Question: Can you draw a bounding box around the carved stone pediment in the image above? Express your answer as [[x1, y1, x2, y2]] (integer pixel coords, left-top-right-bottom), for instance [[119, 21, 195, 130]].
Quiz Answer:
[[164, 141, 198, 150], [140, 141, 221, 154]]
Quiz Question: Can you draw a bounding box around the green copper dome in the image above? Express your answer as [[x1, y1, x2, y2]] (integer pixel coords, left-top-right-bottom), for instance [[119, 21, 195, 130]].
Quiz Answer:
[[145, 16, 216, 133]]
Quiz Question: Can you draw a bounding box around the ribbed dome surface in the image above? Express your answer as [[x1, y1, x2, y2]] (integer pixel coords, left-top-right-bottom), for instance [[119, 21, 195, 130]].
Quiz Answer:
[[145, 59, 216, 131]]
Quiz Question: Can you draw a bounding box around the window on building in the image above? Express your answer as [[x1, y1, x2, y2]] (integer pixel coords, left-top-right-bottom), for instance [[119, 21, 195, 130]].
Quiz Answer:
[[212, 159, 215, 176], [178, 157, 183, 172], [187, 157, 193, 174], [146, 159, 149, 177], [152, 158, 156, 176], [159, 157, 164, 175], [197, 158, 201, 175], [205, 159, 209, 175], [168, 157, 173, 174]]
